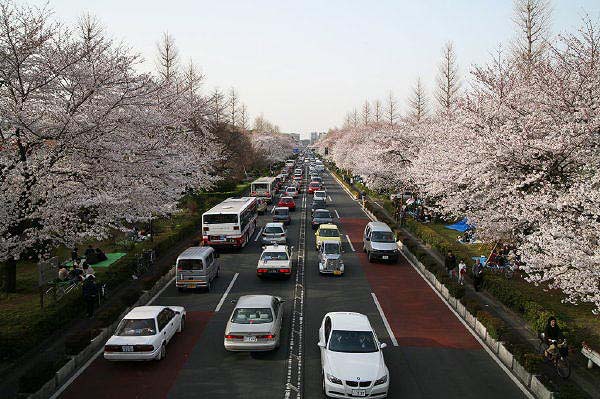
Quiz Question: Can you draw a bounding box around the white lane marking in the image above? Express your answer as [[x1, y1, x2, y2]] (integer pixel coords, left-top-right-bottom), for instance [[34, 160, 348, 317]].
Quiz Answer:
[[345, 234, 355, 252], [215, 272, 239, 312], [371, 293, 399, 347], [327, 195, 332, 202], [400, 251, 534, 399], [51, 272, 178, 399], [271, 205, 276, 214], [334, 209, 340, 219], [254, 226, 264, 241]]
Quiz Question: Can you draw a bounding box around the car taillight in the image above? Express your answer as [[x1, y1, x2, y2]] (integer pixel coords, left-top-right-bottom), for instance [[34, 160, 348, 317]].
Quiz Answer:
[[104, 345, 121, 352], [134, 345, 154, 352], [225, 334, 243, 340], [257, 268, 268, 273], [233, 226, 239, 230], [279, 268, 291, 273], [257, 334, 275, 340]]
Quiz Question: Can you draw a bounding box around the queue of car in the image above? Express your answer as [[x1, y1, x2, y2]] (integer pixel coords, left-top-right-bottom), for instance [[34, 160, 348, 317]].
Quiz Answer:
[[103, 152, 391, 398]]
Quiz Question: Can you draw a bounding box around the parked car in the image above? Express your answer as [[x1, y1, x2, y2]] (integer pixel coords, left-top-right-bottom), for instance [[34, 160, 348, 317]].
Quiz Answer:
[[318, 240, 344, 275], [257, 244, 292, 278], [273, 206, 291, 225], [175, 246, 220, 292], [285, 186, 299, 198], [278, 196, 296, 211], [315, 223, 341, 250], [224, 295, 284, 351], [104, 306, 186, 361], [311, 209, 333, 229], [318, 312, 389, 398], [363, 221, 399, 263], [262, 222, 287, 245]]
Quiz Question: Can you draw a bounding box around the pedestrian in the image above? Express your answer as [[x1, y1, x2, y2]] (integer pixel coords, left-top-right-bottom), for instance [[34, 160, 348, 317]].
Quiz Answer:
[[473, 260, 484, 291], [445, 250, 457, 279], [82, 274, 99, 317], [458, 260, 467, 285]]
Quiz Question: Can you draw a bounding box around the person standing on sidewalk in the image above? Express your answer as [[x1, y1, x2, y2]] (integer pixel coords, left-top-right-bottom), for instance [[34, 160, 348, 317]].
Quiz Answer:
[[445, 251, 457, 279], [82, 274, 99, 318], [473, 260, 484, 291], [458, 259, 467, 285]]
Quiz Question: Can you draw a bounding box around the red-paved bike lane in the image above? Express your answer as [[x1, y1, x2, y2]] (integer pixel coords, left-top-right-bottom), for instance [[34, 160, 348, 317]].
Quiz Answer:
[[340, 217, 480, 350], [60, 311, 213, 399]]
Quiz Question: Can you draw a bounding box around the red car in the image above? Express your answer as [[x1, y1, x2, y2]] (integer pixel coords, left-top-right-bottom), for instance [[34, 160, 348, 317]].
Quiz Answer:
[[307, 181, 322, 194], [277, 196, 296, 211]]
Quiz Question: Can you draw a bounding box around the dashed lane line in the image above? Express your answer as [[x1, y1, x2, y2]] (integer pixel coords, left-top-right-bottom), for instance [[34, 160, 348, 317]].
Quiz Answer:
[[345, 234, 355, 252], [214, 272, 239, 312], [371, 293, 399, 347], [334, 209, 340, 219], [254, 226, 264, 241]]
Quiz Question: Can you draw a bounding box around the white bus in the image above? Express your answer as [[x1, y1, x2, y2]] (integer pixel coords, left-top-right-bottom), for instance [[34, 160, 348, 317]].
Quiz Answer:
[[202, 197, 258, 248], [250, 176, 277, 203]]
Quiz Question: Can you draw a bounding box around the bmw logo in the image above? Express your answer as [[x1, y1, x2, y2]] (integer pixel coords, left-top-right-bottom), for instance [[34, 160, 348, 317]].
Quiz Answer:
[[357, 377, 360, 381]]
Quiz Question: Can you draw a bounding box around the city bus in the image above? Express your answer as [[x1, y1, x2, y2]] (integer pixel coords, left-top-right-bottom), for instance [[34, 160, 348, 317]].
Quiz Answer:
[[250, 176, 277, 203], [202, 197, 258, 248]]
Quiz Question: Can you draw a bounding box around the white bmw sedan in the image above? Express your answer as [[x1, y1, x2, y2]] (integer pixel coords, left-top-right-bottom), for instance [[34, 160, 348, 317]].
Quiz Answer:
[[104, 306, 185, 361], [318, 312, 389, 398]]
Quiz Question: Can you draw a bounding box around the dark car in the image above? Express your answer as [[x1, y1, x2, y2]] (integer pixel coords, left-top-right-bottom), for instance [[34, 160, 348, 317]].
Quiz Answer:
[[311, 197, 327, 213], [311, 209, 333, 230], [273, 206, 291, 225]]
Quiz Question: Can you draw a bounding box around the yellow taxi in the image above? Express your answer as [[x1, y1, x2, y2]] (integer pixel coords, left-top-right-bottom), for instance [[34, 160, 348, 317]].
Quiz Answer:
[[315, 223, 341, 250]]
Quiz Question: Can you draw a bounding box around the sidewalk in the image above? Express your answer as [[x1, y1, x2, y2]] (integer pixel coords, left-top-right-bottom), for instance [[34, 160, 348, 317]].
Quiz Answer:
[[350, 181, 600, 398]]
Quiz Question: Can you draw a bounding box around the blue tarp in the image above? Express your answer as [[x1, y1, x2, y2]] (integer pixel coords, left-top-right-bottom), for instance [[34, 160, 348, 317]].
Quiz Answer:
[[445, 218, 473, 232]]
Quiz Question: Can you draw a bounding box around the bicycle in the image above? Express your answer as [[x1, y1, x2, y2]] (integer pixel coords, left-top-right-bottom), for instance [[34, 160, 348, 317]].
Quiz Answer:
[[133, 249, 156, 279], [45, 279, 81, 301], [538, 332, 571, 379]]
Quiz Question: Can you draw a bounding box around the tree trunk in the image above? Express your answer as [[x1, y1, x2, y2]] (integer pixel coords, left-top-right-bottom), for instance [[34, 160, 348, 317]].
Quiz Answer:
[[2, 258, 17, 293]]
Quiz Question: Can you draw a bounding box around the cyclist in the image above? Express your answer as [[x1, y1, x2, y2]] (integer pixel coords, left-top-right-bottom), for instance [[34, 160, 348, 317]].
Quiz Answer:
[[544, 316, 564, 358]]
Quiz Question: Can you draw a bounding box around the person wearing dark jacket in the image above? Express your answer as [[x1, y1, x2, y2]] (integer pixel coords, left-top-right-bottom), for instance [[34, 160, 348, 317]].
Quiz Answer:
[[473, 260, 484, 291], [82, 275, 99, 317], [445, 251, 457, 279], [544, 316, 564, 357]]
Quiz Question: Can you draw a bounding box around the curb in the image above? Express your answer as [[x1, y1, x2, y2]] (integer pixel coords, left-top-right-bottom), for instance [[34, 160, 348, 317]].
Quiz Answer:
[[28, 267, 176, 399]]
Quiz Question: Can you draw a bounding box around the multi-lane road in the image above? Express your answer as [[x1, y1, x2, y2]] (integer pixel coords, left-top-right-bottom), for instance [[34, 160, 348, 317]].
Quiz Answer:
[[57, 168, 529, 399]]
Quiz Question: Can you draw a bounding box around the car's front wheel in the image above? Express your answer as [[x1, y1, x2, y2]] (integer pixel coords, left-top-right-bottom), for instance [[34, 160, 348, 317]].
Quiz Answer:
[[157, 343, 166, 361]]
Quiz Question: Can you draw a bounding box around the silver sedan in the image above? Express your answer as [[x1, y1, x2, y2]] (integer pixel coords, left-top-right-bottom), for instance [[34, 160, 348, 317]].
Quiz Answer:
[[224, 295, 284, 352]]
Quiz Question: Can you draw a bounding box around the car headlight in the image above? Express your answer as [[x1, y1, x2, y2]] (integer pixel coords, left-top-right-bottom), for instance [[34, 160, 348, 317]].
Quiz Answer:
[[374, 374, 388, 386], [326, 373, 343, 385]]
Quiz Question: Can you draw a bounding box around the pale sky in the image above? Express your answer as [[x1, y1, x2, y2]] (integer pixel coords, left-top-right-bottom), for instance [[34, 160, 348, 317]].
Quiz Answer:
[[30, 0, 600, 137]]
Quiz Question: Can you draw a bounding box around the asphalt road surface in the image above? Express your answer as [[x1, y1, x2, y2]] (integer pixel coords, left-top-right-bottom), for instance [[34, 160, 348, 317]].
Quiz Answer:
[[59, 167, 528, 399]]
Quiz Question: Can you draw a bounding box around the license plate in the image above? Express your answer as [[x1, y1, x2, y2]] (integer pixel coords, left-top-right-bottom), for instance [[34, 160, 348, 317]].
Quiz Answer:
[[244, 336, 257, 343], [351, 390, 367, 397], [122, 345, 134, 352], [269, 269, 279, 273], [382, 255, 389, 260], [333, 270, 342, 275], [187, 284, 196, 288]]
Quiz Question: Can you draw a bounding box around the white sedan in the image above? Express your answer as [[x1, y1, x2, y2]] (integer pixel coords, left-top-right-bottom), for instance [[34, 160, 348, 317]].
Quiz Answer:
[[104, 306, 185, 361], [318, 312, 389, 398]]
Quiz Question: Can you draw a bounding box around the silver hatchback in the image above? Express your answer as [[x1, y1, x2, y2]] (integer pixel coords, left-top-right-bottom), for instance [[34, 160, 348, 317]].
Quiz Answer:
[[224, 295, 284, 351]]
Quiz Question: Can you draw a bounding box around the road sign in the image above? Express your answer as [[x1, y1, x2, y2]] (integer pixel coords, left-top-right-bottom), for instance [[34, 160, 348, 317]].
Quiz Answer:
[[293, 148, 299, 154]]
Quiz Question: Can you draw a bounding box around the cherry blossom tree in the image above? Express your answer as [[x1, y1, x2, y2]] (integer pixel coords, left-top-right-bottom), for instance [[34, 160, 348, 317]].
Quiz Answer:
[[0, 1, 220, 292]]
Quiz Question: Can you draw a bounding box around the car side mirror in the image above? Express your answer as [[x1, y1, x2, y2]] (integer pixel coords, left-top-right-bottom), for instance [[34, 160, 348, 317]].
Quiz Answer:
[[317, 341, 325, 348], [380, 343, 387, 349]]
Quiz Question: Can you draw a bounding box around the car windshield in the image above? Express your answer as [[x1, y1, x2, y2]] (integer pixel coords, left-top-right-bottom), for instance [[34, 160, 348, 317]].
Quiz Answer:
[[178, 259, 204, 270], [310, 183, 320, 187], [281, 197, 293, 202], [323, 242, 340, 254], [328, 330, 378, 353], [319, 228, 339, 237], [231, 308, 273, 324], [314, 211, 330, 219], [203, 214, 238, 224], [372, 231, 395, 243], [261, 251, 289, 261], [315, 192, 326, 198], [274, 208, 289, 216], [116, 318, 156, 336], [312, 199, 325, 207], [264, 226, 284, 234], [286, 187, 296, 192]]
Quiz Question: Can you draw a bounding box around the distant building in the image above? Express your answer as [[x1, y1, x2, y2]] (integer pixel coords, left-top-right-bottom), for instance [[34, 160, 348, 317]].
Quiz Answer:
[[310, 132, 327, 144], [289, 133, 300, 142], [300, 139, 310, 147]]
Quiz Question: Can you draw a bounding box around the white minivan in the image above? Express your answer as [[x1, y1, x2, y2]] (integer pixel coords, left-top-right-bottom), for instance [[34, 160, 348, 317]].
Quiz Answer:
[[362, 222, 399, 263], [175, 246, 220, 292]]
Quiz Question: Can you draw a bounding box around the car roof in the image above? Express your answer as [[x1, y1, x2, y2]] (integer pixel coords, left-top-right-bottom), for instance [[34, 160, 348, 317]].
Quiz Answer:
[[319, 223, 338, 230], [315, 190, 326, 194], [280, 196, 293, 200], [177, 246, 213, 260], [327, 312, 373, 331], [274, 206, 289, 211], [124, 306, 165, 319], [265, 222, 285, 228], [262, 244, 289, 252], [313, 209, 330, 214], [236, 295, 276, 308], [368, 221, 393, 232]]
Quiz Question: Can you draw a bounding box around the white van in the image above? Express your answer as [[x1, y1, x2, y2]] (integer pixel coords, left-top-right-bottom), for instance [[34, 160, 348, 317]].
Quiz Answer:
[[176, 247, 220, 292], [362, 222, 399, 263]]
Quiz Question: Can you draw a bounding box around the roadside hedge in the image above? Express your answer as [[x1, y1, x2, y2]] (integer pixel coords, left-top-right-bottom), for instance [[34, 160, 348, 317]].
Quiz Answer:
[[18, 355, 68, 394], [476, 310, 506, 339]]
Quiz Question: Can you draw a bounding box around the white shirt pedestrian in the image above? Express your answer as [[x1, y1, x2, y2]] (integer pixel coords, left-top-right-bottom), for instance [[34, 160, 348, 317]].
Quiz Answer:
[[458, 261, 467, 285]]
